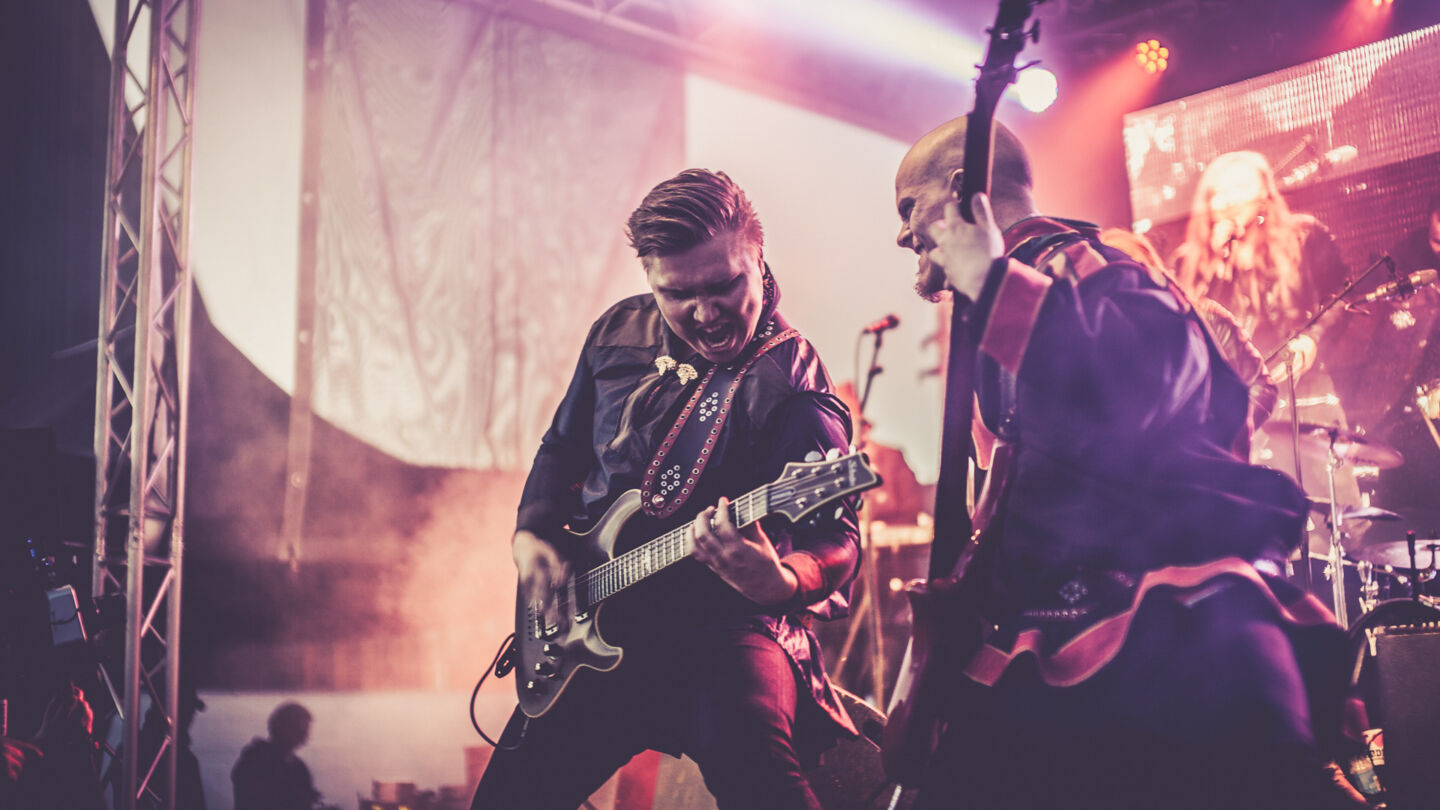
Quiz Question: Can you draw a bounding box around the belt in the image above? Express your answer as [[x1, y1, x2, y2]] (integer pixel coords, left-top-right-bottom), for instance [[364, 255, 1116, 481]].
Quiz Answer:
[[1016, 568, 1139, 623]]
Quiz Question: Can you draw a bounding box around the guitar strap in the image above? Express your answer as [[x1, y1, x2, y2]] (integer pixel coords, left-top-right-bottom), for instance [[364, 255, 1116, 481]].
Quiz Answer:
[[641, 323, 800, 520]]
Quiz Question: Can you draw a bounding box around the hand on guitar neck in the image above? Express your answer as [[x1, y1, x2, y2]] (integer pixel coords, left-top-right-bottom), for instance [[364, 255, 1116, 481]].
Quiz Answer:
[[926, 192, 1006, 302], [513, 529, 573, 638], [690, 495, 800, 606]]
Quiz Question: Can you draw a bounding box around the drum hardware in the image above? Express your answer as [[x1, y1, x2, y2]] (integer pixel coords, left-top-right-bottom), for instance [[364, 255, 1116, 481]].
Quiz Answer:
[[1264, 420, 1405, 623], [1262, 254, 1396, 599], [1349, 538, 1440, 583], [1304, 424, 1405, 626], [1277, 422, 1406, 470]]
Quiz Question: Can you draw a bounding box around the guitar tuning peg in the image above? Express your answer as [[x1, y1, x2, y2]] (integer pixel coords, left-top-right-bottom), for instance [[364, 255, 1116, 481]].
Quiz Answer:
[[825, 447, 841, 461], [833, 506, 844, 521], [804, 450, 823, 462]]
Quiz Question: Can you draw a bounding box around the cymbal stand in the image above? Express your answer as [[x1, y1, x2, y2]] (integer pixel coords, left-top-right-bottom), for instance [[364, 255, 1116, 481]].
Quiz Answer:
[[1323, 428, 1349, 627], [1279, 345, 1312, 593], [1407, 530, 1420, 604]]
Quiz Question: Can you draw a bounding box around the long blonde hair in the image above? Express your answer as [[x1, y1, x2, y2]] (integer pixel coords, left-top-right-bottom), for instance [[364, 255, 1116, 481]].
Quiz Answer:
[[1173, 151, 1313, 333]]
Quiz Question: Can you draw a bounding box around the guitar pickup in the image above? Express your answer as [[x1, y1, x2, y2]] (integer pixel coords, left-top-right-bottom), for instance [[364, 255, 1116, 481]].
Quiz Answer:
[[531, 607, 561, 640]]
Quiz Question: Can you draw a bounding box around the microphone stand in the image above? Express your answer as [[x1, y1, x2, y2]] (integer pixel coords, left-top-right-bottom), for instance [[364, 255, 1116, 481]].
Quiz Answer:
[[1259, 255, 1391, 612], [840, 326, 891, 706]]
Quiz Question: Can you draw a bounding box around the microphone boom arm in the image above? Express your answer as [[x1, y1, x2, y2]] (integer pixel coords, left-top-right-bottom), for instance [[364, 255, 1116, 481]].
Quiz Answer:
[[1263, 253, 1394, 365]]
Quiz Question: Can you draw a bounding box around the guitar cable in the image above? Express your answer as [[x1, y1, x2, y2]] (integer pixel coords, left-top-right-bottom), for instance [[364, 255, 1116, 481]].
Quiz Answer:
[[468, 632, 528, 750]]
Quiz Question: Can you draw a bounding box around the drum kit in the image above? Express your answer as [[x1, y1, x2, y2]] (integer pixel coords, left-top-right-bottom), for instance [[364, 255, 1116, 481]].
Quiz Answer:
[[1250, 249, 1440, 630], [1256, 416, 1439, 627]]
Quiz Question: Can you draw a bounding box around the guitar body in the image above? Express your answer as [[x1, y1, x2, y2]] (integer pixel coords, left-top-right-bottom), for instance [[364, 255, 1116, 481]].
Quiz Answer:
[[511, 453, 881, 720], [881, 565, 988, 784], [883, 443, 1013, 784], [513, 489, 640, 719]]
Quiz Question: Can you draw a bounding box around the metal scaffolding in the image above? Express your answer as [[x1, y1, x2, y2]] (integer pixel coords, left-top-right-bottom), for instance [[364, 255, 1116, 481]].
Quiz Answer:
[[91, 0, 199, 807]]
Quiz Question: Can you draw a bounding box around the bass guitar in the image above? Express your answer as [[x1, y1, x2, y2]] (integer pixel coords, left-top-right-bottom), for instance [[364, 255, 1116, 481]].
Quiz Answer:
[[514, 450, 880, 719], [881, 0, 1043, 786]]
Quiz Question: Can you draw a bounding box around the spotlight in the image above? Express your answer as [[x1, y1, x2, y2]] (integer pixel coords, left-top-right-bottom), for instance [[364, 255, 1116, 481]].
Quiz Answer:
[[1014, 67, 1058, 113], [1135, 39, 1170, 74]]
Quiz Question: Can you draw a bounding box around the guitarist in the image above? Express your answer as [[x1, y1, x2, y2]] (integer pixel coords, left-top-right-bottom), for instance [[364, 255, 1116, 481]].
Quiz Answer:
[[892, 117, 1366, 809], [470, 169, 861, 810]]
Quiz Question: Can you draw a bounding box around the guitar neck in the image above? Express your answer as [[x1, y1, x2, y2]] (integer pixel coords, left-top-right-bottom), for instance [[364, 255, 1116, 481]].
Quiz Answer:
[[576, 485, 773, 608]]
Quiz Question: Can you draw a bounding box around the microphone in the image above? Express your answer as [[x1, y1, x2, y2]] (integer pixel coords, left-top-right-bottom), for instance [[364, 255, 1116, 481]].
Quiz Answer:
[[861, 313, 900, 334], [1357, 269, 1438, 304], [1210, 218, 1238, 254], [1280, 145, 1359, 188]]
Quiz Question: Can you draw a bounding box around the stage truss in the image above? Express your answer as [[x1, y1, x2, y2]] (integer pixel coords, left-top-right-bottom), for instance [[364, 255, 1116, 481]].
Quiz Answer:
[[91, 0, 199, 808]]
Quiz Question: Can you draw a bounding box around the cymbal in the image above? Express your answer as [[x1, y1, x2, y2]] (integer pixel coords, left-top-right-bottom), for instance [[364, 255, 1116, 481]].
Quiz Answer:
[[1349, 538, 1440, 569], [1306, 501, 1402, 521], [1343, 506, 1404, 522], [1260, 421, 1404, 470]]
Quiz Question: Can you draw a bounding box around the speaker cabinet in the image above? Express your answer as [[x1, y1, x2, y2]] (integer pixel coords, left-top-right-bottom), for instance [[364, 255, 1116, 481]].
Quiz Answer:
[[1375, 627, 1440, 808]]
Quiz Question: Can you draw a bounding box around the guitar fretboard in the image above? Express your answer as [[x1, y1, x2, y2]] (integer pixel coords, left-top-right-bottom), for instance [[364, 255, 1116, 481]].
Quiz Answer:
[[576, 486, 771, 608]]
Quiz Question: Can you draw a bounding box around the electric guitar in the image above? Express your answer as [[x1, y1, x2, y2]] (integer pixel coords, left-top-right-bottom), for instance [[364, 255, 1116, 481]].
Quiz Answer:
[[881, 0, 1043, 786], [513, 450, 881, 719]]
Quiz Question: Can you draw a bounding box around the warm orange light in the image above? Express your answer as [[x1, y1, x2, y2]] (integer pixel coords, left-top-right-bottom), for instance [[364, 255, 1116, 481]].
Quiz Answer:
[[1135, 39, 1170, 73], [1328, 0, 1395, 51]]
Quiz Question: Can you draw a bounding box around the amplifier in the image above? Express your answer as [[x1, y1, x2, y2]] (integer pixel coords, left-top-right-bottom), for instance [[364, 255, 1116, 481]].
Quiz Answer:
[[1374, 626, 1440, 808]]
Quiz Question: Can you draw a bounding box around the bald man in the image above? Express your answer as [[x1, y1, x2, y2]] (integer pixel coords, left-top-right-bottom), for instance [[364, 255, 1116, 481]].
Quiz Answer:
[[891, 116, 1368, 809]]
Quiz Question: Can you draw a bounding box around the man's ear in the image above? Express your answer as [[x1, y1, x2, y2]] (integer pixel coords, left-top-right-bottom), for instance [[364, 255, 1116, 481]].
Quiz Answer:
[[947, 169, 965, 201]]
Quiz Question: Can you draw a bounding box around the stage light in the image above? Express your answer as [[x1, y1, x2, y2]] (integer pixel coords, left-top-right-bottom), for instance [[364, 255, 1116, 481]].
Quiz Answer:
[[1135, 39, 1170, 74], [1014, 67, 1058, 113]]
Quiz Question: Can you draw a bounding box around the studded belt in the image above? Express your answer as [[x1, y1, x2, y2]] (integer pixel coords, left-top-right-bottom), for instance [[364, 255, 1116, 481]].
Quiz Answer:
[[1017, 569, 1139, 622]]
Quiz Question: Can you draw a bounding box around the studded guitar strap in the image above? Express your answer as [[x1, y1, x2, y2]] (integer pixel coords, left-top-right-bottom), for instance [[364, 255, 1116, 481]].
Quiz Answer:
[[640, 325, 800, 520]]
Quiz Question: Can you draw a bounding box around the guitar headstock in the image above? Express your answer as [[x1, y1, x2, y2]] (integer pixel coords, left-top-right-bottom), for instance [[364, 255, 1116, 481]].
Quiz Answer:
[[769, 451, 882, 523], [959, 0, 1045, 224]]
